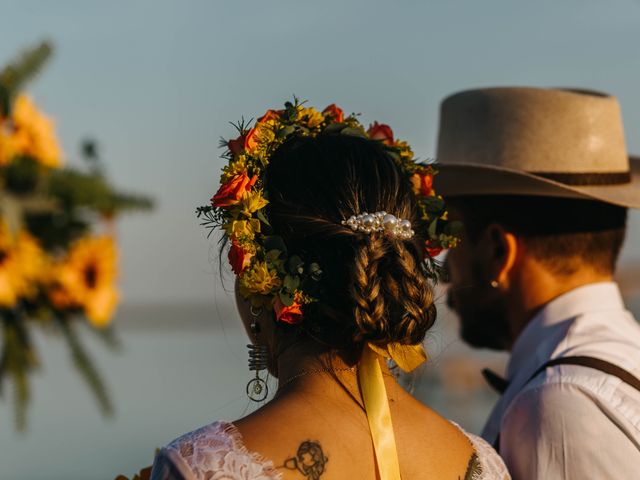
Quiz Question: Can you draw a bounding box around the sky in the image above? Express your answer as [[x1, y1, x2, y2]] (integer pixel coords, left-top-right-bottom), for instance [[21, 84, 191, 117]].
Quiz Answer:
[[2, 0, 640, 303]]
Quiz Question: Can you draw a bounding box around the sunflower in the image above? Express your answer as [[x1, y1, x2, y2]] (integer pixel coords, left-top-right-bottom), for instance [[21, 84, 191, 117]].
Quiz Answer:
[[0, 223, 47, 307], [6, 95, 63, 168], [50, 236, 119, 328]]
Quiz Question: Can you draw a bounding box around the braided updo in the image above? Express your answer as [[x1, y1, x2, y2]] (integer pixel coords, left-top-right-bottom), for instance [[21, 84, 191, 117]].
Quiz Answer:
[[264, 133, 436, 351]]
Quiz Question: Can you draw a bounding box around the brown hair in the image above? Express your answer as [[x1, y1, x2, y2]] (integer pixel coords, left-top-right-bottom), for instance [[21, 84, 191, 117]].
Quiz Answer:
[[261, 133, 436, 352], [449, 195, 628, 275]]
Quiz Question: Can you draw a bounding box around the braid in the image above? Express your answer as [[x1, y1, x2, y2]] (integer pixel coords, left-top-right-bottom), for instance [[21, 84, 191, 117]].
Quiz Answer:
[[350, 235, 388, 343], [388, 240, 436, 344]]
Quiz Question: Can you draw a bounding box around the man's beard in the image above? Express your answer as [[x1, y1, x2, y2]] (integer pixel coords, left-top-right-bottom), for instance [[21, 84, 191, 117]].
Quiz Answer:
[[447, 283, 511, 351]]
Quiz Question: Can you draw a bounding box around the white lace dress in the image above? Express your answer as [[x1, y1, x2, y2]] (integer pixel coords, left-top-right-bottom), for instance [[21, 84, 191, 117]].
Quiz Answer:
[[150, 421, 510, 480]]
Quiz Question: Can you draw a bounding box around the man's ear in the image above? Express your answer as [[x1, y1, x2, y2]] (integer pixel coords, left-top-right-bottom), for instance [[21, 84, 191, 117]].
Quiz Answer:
[[483, 223, 518, 290]]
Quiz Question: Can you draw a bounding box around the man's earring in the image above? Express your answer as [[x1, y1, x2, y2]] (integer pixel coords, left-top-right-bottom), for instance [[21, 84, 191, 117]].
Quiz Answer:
[[246, 306, 268, 402], [490, 280, 500, 289]]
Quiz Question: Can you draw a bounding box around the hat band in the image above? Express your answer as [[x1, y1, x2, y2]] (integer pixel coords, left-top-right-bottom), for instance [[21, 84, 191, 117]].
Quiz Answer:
[[532, 171, 632, 186]]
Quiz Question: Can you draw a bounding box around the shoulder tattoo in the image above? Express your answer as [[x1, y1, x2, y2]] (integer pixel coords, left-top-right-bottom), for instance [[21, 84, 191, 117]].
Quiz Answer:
[[282, 440, 328, 479]]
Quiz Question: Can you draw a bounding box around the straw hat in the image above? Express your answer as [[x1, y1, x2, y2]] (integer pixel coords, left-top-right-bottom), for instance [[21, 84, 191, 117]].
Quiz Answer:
[[434, 87, 640, 208]]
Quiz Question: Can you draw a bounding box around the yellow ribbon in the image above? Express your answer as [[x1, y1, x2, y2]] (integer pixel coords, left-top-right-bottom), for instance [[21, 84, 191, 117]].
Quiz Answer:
[[358, 342, 427, 480]]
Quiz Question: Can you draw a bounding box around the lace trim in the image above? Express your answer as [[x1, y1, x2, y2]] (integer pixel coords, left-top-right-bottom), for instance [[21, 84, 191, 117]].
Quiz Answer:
[[221, 422, 283, 479]]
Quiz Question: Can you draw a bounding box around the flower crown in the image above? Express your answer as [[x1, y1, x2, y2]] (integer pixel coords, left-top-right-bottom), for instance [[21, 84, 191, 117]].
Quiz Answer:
[[197, 99, 461, 325]]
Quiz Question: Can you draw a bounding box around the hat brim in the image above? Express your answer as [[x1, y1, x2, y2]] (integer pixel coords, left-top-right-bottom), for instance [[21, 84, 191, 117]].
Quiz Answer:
[[434, 157, 640, 209]]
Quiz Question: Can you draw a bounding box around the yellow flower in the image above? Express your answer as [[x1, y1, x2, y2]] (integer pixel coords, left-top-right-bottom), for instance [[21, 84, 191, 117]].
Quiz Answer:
[[0, 223, 47, 306], [238, 190, 268, 217], [238, 261, 281, 296], [12, 231, 48, 299], [224, 218, 261, 241], [50, 236, 119, 328], [0, 130, 21, 166], [7, 95, 63, 168], [394, 140, 414, 161], [0, 225, 21, 307], [221, 155, 249, 183], [297, 107, 324, 128]]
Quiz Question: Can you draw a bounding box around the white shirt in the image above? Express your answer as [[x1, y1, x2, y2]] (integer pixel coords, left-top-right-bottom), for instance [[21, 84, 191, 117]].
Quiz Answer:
[[482, 282, 640, 479]]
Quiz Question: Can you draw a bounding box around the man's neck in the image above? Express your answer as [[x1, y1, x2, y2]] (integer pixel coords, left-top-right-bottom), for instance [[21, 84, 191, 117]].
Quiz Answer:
[[506, 261, 613, 350]]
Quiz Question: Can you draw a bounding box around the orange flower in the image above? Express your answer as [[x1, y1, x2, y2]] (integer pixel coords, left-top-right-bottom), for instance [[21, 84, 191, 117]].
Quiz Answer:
[[212, 173, 257, 207], [411, 170, 434, 197], [257, 109, 281, 124], [244, 128, 261, 152], [322, 104, 344, 123], [228, 240, 254, 275], [367, 122, 394, 145], [274, 297, 304, 324]]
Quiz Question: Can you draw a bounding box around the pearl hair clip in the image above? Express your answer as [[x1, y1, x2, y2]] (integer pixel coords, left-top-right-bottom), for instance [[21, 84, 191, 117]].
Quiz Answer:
[[341, 211, 415, 240]]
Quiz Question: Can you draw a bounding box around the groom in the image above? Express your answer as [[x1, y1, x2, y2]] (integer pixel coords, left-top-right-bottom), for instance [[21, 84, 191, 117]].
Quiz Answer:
[[435, 87, 640, 478]]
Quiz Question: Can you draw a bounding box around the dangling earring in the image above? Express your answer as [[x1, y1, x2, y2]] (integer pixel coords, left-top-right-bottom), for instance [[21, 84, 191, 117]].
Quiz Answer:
[[490, 280, 500, 289], [246, 306, 269, 402]]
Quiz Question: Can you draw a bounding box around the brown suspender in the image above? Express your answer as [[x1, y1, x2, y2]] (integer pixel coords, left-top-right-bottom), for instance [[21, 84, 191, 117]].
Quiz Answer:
[[493, 355, 640, 450]]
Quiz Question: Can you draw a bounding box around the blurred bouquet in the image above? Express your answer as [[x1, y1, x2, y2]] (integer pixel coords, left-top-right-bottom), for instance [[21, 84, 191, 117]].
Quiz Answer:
[[0, 42, 153, 429]]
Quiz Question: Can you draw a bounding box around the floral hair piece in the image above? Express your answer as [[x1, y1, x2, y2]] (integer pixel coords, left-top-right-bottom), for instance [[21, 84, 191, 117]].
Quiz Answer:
[[197, 99, 461, 326]]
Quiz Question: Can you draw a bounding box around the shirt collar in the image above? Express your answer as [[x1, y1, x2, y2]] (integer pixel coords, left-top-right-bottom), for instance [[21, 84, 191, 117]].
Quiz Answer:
[[506, 281, 625, 380]]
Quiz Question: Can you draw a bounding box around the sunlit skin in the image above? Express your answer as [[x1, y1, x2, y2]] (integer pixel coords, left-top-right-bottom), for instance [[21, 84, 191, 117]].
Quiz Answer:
[[231, 279, 476, 480], [445, 208, 613, 351]]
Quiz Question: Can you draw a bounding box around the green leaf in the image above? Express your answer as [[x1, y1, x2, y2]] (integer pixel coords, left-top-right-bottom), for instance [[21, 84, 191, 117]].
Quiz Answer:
[[323, 123, 347, 134], [256, 209, 270, 226], [58, 317, 113, 418], [340, 127, 368, 139], [428, 218, 438, 238], [263, 235, 287, 255], [283, 274, 300, 292], [422, 196, 445, 212], [278, 291, 295, 307], [277, 125, 296, 138], [288, 255, 304, 274], [308, 262, 323, 280], [265, 249, 282, 264]]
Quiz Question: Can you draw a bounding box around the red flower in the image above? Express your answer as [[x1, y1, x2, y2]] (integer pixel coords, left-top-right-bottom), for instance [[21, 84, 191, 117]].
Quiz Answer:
[[411, 170, 434, 197], [424, 240, 443, 258], [367, 122, 394, 145], [227, 135, 246, 156], [211, 173, 257, 207], [274, 298, 304, 325], [322, 104, 344, 123], [228, 240, 254, 275]]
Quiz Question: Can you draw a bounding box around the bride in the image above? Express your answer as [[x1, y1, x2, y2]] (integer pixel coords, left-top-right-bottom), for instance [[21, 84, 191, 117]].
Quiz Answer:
[[150, 101, 509, 479]]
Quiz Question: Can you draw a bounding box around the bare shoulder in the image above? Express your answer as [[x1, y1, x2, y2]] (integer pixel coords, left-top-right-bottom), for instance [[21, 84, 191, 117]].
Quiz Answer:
[[392, 393, 476, 478], [233, 390, 476, 479]]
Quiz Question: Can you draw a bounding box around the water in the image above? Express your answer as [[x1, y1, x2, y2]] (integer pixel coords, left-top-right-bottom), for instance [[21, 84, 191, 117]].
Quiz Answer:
[[1, 297, 636, 480]]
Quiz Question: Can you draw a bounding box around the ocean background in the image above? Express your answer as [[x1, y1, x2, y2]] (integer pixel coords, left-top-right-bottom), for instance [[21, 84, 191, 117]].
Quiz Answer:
[[1, 291, 638, 480]]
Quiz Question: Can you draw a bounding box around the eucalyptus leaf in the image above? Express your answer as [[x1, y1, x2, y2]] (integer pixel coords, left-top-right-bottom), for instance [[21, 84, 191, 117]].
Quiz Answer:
[[428, 218, 438, 238], [263, 235, 287, 254], [283, 274, 300, 292], [265, 249, 282, 264], [340, 127, 368, 139], [288, 255, 304, 274], [278, 291, 295, 307]]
